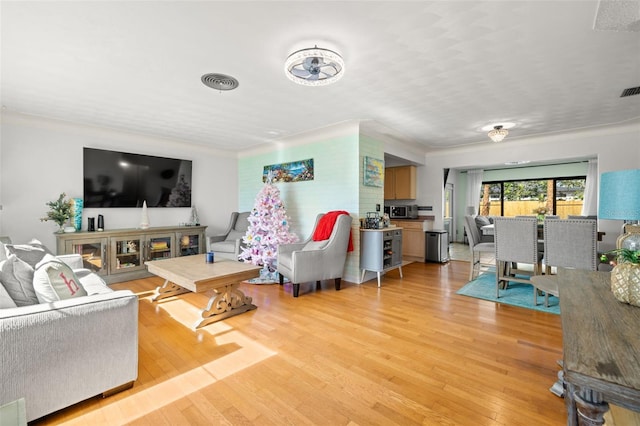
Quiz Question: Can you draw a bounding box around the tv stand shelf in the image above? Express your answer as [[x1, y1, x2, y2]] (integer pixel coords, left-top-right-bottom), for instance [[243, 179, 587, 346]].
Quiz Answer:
[[56, 225, 207, 284]]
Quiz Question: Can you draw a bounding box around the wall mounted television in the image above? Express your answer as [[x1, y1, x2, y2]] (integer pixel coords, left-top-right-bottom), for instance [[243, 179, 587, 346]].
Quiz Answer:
[[83, 147, 192, 208]]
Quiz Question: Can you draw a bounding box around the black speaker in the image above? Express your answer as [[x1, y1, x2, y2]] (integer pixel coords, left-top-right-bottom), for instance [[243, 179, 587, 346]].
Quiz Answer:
[[87, 217, 95, 232]]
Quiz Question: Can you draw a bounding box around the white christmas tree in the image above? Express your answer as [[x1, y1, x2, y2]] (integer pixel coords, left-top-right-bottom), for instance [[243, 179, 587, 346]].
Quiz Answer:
[[239, 173, 298, 278]]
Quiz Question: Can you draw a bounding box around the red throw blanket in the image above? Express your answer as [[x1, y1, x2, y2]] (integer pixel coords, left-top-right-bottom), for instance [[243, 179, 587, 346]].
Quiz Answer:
[[312, 210, 354, 251]]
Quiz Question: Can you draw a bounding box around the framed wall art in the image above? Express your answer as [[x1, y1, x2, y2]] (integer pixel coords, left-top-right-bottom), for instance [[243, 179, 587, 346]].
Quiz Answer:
[[263, 158, 314, 183], [363, 156, 384, 187]]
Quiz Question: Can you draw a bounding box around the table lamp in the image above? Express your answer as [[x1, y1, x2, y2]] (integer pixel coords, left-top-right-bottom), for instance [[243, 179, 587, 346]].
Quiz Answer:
[[598, 169, 640, 250]]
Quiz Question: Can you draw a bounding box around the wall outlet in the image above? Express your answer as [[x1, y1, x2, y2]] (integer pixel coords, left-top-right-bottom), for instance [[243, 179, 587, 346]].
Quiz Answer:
[[376, 204, 380, 212]]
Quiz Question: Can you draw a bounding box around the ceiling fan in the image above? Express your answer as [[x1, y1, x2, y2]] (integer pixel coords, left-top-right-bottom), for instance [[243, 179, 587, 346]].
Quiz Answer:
[[284, 46, 345, 86], [291, 56, 339, 81]]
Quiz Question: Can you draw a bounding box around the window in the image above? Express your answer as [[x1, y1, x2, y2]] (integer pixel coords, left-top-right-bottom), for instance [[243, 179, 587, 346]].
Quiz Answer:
[[480, 176, 586, 218], [555, 179, 586, 218]]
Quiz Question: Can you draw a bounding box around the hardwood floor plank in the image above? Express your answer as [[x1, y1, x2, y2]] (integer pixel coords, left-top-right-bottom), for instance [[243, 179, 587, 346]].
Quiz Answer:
[[31, 261, 568, 425]]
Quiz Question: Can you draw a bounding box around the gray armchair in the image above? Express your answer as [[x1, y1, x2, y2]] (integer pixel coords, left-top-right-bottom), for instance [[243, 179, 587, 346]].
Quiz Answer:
[[207, 212, 250, 260], [277, 213, 353, 297]]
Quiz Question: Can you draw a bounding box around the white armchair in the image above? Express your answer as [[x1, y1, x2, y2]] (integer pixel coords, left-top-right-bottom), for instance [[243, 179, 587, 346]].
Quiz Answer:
[[207, 212, 250, 260], [277, 213, 353, 297]]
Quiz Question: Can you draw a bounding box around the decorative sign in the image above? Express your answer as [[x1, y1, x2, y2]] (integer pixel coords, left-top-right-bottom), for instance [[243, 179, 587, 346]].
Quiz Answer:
[[263, 159, 314, 183], [363, 156, 384, 187]]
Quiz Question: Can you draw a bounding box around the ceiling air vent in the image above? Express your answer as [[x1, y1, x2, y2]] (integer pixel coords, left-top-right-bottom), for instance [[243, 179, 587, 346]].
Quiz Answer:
[[201, 73, 239, 91], [620, 86, 640, 97]]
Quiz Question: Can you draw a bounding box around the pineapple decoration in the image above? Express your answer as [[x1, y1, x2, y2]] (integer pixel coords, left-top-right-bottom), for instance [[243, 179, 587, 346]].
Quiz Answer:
[[608, 248, 640, 307], [239, 172, 298, 280]]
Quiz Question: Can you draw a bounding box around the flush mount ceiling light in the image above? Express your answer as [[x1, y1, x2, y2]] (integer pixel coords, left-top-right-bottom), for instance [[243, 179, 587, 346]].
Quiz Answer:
[[482, 122, 515, 143], [284, 45, 345, 86], [488, 125, 509, 142], [201, 73, 239, 91]]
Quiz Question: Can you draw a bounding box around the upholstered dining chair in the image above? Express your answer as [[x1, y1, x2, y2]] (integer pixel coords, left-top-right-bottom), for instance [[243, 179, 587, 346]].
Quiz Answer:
[[493, 217, 542, 298], [207, 211, 250, 260], [531, 218, 598, 306], [277, 212, 353, 297], [463, 215, 495, 281]]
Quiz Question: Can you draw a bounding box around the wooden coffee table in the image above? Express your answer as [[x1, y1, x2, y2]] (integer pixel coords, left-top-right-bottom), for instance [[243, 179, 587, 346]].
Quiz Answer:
[[146, 255, 261, 328]]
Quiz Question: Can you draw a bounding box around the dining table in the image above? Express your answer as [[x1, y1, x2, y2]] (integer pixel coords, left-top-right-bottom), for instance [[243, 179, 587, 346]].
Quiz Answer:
[[481, 223, 494, 235], [558, 268, 640, 425]]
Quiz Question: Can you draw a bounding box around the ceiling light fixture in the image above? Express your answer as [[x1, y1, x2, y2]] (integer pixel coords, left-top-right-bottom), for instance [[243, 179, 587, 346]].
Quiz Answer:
[[284, 45, 344, 86], [488, 125, 509, 142]]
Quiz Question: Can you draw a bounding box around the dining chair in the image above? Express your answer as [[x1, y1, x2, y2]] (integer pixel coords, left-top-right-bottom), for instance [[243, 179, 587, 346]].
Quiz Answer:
[[493, 217, 541, 298], [463, 215, 495, 281], [568, 215, 597, 220], [532, 218, 598, 306]]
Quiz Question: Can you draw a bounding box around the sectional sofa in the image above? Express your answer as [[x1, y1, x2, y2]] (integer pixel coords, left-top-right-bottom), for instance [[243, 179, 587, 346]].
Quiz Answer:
[[0, 239, 138, 422]]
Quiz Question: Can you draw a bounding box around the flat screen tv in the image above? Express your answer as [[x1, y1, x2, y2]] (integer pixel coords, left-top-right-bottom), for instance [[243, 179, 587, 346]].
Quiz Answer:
[[83, 147, 192, 208]]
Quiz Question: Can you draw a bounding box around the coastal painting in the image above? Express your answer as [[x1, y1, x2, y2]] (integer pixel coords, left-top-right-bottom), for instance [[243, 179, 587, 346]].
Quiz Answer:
[[363, 156, 384, 187], [263, 158, 314, 183]]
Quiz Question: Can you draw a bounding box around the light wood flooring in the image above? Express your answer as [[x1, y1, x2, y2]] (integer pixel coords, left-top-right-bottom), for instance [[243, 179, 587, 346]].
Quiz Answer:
[[33, 260, 570, 425]]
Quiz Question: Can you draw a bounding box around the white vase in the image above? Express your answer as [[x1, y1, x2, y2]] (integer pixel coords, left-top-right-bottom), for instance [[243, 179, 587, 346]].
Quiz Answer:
[[140, 201, 150, 229]]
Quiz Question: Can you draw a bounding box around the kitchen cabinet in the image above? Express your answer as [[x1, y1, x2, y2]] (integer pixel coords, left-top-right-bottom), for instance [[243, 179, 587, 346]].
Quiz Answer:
[[384, 166, 416, 200], [390, 220, 425, 261]]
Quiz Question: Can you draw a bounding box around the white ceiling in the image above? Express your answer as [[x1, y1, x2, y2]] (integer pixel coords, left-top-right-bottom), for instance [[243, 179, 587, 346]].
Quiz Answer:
[[2, 1, 639, 153]]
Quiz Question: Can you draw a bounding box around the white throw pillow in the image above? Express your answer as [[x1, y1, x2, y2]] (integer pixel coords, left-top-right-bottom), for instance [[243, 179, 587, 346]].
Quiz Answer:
[[0, 254, 38, 306], [77, 271, 112, 296], [0, 281, 18, 309], [34, 254, 87, 303], [4, 239, 52, 268]]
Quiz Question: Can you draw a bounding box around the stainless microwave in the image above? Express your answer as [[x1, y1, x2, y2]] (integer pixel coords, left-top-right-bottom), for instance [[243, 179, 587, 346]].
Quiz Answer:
[[387, 205, 418, 219]]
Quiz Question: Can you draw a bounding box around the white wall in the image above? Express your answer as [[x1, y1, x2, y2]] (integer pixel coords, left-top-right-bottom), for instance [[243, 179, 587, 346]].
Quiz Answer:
[[0, 112, 239, 251], [238, 122, 362, 283], [420, 121, 640, 250]]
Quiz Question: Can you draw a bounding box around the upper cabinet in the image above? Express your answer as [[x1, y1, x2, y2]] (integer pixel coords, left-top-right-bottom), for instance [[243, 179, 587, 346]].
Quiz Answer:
[[384, 166, 416, 200]]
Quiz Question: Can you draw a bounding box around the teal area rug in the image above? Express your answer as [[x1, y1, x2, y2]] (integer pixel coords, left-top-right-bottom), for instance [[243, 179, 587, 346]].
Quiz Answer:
[[456, 272, 560, 315]]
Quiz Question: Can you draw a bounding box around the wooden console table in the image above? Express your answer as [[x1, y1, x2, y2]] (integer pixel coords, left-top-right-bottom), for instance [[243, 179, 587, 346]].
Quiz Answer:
[[558, 268, 640, 425]]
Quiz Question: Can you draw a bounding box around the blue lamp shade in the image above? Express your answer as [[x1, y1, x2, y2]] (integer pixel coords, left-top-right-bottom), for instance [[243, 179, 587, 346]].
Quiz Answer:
[[598, 169, 640, 220]]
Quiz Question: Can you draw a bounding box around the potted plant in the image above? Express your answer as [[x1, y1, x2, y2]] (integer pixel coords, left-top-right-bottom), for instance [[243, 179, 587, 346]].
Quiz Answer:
[[533, 205, 548, 222], [608, 248, 640, 307], [40, 193, 72, 233]]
